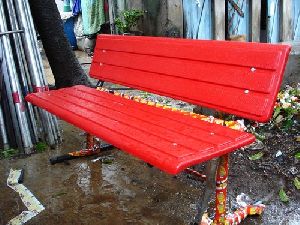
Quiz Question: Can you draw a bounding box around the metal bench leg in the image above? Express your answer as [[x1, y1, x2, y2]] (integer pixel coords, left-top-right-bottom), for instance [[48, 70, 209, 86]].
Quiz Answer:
[[212, 154, 265, 225], [213, 154, 229, 224], [192, 158, 219, 225]]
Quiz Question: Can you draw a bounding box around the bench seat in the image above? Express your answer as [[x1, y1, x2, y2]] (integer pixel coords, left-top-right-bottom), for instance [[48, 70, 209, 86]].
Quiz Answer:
[[26, 85, 255, 174]]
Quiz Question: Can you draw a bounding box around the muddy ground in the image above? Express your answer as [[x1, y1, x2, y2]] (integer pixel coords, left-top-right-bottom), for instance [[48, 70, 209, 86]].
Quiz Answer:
[[0, 51, 299, 225]]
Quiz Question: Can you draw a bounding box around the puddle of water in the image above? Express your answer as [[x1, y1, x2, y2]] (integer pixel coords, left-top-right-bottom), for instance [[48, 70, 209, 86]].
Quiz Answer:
[[76, 162, 91, 195]]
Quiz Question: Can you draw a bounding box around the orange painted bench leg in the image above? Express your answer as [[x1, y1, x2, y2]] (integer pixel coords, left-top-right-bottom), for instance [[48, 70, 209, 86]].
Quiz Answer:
[[211, 154, 265, 225], [214, 154, 229, 224]]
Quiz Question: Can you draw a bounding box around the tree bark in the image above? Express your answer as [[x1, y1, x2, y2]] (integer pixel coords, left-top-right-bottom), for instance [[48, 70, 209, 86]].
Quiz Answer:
[[28, 0, 90, 88]]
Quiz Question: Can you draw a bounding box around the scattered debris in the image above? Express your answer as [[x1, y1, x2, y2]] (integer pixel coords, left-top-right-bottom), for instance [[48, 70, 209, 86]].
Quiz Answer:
[[7, 169, 45, 224], [245, 140, 265, 151], [289, 167, 299, 175], [275, 150, 283, 158], [272, 84, 299, 130]]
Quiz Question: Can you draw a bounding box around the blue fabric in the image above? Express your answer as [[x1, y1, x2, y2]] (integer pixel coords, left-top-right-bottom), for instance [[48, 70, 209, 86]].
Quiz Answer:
[[73, 0, 81, 16], [81, 0, 105, 35], [64, 18, 78, 49]]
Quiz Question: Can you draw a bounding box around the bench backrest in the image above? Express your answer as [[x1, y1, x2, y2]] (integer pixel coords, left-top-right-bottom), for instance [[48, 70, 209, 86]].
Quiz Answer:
[[90, 35, 291, 122]]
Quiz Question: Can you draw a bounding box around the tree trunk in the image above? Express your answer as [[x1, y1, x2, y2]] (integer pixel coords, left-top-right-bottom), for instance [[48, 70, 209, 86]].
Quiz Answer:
[[28, 0, 90, 88]]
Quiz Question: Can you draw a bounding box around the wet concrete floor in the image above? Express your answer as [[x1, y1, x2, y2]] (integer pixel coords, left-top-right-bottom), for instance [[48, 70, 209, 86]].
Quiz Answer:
[[0, 121, 300, 225]]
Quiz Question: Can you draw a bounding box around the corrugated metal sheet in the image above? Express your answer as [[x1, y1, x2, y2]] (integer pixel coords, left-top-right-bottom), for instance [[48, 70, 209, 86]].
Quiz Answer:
[[183, 0, 212, 39]]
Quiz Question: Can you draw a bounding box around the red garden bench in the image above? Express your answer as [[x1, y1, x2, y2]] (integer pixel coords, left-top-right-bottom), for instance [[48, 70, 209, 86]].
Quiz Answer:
[[25, 35, 290, 224]]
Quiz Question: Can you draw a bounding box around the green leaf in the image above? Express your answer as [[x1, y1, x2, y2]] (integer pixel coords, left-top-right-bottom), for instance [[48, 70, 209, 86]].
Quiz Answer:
[[0, 148, 18, 159], [295, 152, 300, 160], [35, 142, 48, 152], [273, 107, 282, 119], [248, 152, 264, 161], [279, 188, 289, 202], [253, 132, 266, 141], [283, 119, 293, 130], [294, 177, 300, 190]]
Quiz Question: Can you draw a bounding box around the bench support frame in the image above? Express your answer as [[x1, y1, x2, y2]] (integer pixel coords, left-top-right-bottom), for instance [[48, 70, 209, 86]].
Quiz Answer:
[[195, 154, 265, 225], [214, 154, 229, 224]]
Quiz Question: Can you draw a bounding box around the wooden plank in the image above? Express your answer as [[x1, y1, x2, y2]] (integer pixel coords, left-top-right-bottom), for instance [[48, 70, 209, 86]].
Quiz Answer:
[[251, 0, 261, 42], [228, 0, 250, 41], [96, 36, 284, 70], [94, 50, 276, 93], [183, 0, 212, 39], [107, 0, 116, 34], [116, 0, 125, 12], [125, 0, 143, 9], [91, 63, 271, 118], [282, 0, 293, 41], [293, 0, 300, 41], [267, 0, 280, 43], [213, 0, 225, 40], [91, 35, 291, 122], [26, 85, 256, 174], [167, 0, 183, 37]]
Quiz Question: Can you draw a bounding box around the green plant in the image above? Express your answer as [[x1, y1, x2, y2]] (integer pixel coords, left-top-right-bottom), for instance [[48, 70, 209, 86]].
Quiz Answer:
[[272, 84, 300, 129], [115, 9, 144, 34], [279, 188, 289, 203], [35, 142, 48, 153], [0, 148, 18, 159]]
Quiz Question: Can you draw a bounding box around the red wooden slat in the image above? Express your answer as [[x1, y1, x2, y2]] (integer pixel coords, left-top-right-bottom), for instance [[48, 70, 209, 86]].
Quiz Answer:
[[89, 35, 291, 122], [72, 85, 250, 140], [96, 35, 283, 70], [90, 63, 269, 117], [25, 86, 255, 174], [49, 92, 215, 153], [99, 34, 289, 52], [93, 50, 275, 94], [60, 87, 235, 147]]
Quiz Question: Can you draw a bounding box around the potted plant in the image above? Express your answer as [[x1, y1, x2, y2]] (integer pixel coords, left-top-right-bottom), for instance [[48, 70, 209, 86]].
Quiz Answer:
[[114, 9, 144, 35]]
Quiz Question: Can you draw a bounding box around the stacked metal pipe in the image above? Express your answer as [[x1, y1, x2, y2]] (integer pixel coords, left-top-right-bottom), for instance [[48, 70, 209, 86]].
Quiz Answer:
[[0, 0, 61, 154]]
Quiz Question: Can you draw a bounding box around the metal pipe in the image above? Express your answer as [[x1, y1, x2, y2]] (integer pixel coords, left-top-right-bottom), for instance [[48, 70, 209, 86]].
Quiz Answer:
[[14, 0, 56, 146], [0, 0, 33, 153], [22, 0, 60, 144], [8, 1, 43, 143], [0, 30, 24, 36], [0, 106, 9, 150], [21, 0, 61, 144], [0, 42, 23, 151], [5, 0, 39, 143]]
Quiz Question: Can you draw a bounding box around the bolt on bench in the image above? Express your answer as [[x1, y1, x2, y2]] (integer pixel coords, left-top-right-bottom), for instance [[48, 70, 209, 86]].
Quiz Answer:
[[25, 35, 290, 224]]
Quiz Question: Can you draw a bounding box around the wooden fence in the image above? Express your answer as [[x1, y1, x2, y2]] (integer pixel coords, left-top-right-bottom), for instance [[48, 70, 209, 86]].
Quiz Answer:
[[108, 0, 299, 43]]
